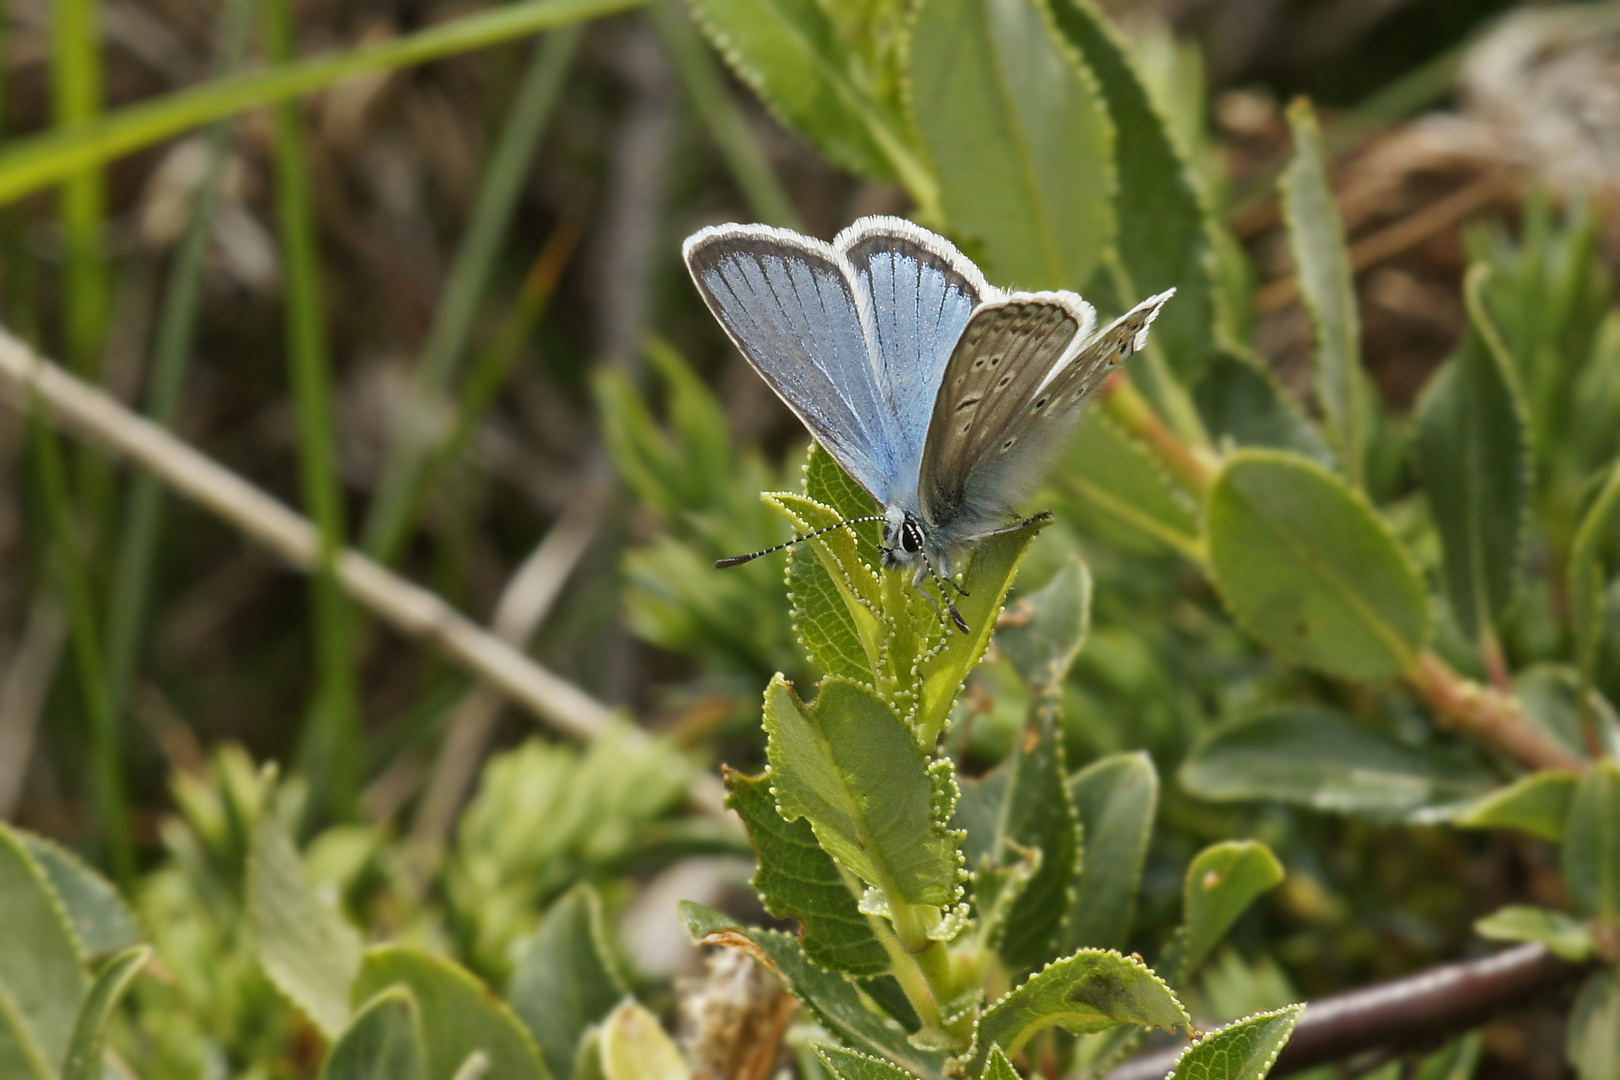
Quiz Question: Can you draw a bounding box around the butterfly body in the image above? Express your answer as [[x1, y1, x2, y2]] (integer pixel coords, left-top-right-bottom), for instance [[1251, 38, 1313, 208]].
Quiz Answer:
[[685, 215, 1172, 626]]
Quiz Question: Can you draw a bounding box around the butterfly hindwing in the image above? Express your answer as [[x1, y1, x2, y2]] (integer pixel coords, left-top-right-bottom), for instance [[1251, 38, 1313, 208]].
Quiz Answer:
[[917, 289, 1175, 547], [1032, 288, 1177, 407], [918, 294, 1094, 542]]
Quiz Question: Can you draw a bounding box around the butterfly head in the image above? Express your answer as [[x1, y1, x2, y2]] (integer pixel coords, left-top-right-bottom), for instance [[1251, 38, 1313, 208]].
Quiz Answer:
[[880, 506, 927, 571]]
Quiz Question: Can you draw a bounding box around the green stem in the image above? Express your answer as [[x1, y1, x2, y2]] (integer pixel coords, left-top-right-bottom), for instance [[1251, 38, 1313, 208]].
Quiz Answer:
[[1099, 373, 1217, 498]]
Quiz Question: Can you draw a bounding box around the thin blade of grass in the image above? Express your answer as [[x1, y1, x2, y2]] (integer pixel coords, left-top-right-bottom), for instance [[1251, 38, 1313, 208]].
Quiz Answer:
[[50, 0, 109, 376], [28, 417, 134, 885], [413, 222, 582, 528], [104, 0, 262, 717], [361, 26, 582, 563], [266, 0, 361, 820], [651, 0, 801, 230], [0, 0, 642, 207]]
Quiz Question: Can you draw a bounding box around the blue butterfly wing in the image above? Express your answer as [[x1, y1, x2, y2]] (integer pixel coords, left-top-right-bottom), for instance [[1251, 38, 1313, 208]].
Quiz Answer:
[[684, 224, 894, 501], [838, 217, 989, 511]]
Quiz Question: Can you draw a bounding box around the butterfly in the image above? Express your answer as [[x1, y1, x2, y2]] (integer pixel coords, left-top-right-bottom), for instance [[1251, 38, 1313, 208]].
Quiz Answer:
[[684, 215, 1173, 632]]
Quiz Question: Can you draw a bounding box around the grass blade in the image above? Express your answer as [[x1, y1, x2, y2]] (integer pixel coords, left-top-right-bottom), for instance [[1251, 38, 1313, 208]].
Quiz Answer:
[[266, 0, 362, 819], [0, 0, 642, 207], [651, 0, 801, 230], [28, 418, 134, 884], [49, 0, 109, 375], [104, 0, 261, 717], [361, 26, 581, 563]]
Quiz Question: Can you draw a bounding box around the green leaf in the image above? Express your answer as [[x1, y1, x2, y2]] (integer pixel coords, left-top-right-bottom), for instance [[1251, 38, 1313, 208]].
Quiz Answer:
[[354, 946, 550, 1080], [1053, 414, 1201, 560], [1572, 455, 1620, 733], [1066, 752, 1158, 951], [598, 1001, 688, 1080], [1281, 99, 1367, 488], [812, 1045, 913, 1080], [1563, 760, 1620, 921], [1167, 841, 1284, 984], [1168, 1004, 1303, 1080], [322, 989, 427, 1080], [726, 771, 888, 976], [982, 709, 1081, 971], [1474, 906, 1595, 962], [250, 807, 364, 1039], [913, 519, 1048, 745], [777, 490, 884, 687], [1416, 265, 1529, 640], [1516, 664, 1618, 763], [1206, 450, 1430, 680], [1180, 706, 1492, 819], [0, 823, 88, 1077], [1046, 0, 1223, 381], [684, 0, 922, 186], [780, 445, 1046, 747], [60, 946, 150, 1080], [1194, 351, 1331, 464], [1569, 970, 1620, 1080], [970, 949, 1188, 1074], [908, 0, 1114, 292], [19, 834, 141, 960], [1454, 770, 1579, 842], [0, 0, 643, 207], [764, 675, 958, 907], [996, 557, 1091, 698], [979, 1045, 1020, 1080], [678, 904, 944, 1078], [510, 886, 628, 1080]]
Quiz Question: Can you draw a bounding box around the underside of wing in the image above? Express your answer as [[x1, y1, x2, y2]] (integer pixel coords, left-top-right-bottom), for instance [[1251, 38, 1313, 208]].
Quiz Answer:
[[921, 289, 1176, 546], [1035, 288, 1176, 402], [837, 217, 994, 494], [918, 294, 1093, 541], [684, 224, 892, 500]]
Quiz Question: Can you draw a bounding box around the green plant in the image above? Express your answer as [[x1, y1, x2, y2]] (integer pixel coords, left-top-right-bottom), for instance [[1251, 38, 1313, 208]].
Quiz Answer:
[[3, 0, 1618, 1076]]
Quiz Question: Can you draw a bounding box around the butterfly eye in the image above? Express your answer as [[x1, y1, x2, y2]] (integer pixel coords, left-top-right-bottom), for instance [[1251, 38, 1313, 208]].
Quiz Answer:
[[901, 520, 925, 553]]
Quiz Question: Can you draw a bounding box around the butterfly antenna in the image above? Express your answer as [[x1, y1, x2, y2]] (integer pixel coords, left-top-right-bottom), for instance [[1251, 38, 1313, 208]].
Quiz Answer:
[[715, 515, 887, 569]]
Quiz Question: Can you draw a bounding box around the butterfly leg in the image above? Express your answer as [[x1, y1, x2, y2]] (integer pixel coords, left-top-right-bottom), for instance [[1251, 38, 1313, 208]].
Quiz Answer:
[[913, 562, 970, 635]]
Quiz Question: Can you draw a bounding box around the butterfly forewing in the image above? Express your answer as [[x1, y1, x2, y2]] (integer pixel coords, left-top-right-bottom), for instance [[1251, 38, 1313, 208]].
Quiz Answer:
[[918, 296, 1092, 541], [684, 225, 893, 500]]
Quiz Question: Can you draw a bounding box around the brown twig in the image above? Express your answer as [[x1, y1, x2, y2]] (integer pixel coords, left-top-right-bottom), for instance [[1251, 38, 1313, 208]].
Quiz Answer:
[[1410, 650, 1585, 773], [1107, 943, 1586, 1080], [0, 322, 616, 744]]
